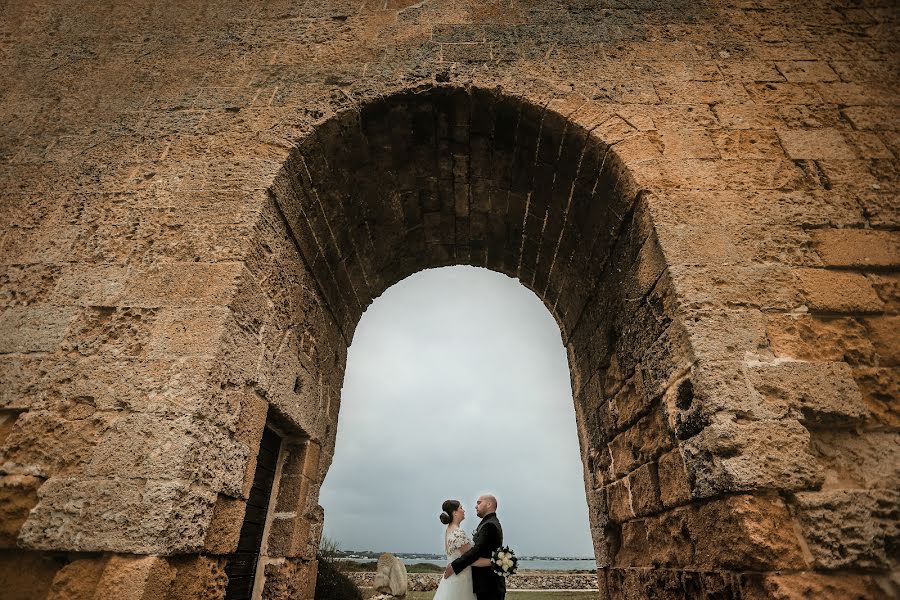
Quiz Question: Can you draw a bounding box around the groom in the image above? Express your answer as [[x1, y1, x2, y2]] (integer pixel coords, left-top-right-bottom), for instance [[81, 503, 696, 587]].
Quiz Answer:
[[443, 494, 506, 600]]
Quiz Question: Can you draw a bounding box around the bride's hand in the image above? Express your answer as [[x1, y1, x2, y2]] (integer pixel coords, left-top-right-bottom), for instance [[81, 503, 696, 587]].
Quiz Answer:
[[443, 564, 454, 579]]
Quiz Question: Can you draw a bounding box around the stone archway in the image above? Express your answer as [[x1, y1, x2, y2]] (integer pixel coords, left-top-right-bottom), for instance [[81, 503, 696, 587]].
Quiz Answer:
[[6, 80, 896, 600], [219, 84, 898, 599], [250, 84, 668, 595]]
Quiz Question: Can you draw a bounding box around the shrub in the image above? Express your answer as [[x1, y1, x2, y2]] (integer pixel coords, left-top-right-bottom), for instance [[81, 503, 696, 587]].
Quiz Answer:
[[315, 537, 363, 600], [315, 558, 363, 600]]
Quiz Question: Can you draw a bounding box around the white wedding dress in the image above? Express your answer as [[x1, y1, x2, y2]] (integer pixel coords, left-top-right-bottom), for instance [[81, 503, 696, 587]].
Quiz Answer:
[[433, 527, 477, 600]]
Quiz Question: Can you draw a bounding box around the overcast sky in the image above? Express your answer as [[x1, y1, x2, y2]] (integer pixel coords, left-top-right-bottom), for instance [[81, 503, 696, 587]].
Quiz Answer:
[[319, 265, 594, 558]]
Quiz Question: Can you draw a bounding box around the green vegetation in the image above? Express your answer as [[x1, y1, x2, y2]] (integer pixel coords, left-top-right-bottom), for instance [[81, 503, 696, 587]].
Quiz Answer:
[[315, 537, 364, 600]]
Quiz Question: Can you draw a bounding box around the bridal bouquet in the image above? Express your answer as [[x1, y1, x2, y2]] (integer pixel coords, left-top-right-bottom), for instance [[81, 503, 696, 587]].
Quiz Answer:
[[491, 546, 518, 577]]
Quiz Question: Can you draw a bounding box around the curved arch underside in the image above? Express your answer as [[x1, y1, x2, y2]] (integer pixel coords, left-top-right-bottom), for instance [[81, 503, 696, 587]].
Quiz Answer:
[[271, 86, 640, 350]]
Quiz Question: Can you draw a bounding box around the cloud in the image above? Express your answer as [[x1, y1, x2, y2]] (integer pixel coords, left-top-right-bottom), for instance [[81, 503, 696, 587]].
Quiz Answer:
[[320, 266, 594, 557]]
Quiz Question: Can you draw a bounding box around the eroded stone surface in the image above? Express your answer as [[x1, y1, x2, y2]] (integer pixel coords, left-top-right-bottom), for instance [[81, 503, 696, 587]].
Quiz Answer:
[[1, 1, 898, 599]]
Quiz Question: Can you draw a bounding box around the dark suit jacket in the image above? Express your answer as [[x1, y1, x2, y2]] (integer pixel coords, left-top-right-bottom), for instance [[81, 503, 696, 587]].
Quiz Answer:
[[450, 513, 506, 599]]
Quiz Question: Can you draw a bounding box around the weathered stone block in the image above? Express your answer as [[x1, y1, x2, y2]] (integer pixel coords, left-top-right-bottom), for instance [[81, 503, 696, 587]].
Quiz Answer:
[[778, 129, 855, 159], [852, 367, 900, 428], [262, 558, 316, 600], [49, 264, 128, 307], [0, 356, 41, 411], [1, 410, 118, 478], [619, 494, 805, 571], [658, 128, 719, 159], [268, 513, 312, 559], [585, 488, 616, 568], [608, 370, 648, 432], [681, 416, 822, 496], [680, 309, 769, 363], [811, 429, 900, 490], [204, 495, 246, 555], [231, 389, 269, 496], [743, 571, 893, 600], [264, 330, 327, 444], [275, 472, 312, 515], [0, 549, 63, 600], [606, 478, 633, 524], [46, 555, 110, 600], [794, 268, 884, 313], [657, 449, 692, 509], [147, 307, 229, 358], [608, 405, 673, 479], [0, 306, 75, 353], [618, 512, 694, 568], [62, 307, 159, 357], [167, 556, 228, 600], [793, 489, 899, 570], [811, 229, 900, 269], [748, 360, 869, 426], [670, 264, 802, 311], [85, 414, 249, 497], [768, 314, 876, 365], [605, 567, 702, 600], [693, 494, 806, 571], [94, 555, 176, 600], [20, 477, 216, 554], [866, 273, 900, 313], [0, 474, 41, 547], [211, 313, 266, 389], [119, 262, 243, 308], [627, 462, 662, 517], [776, 61, 839, 83], [864, 316, 900, 367]]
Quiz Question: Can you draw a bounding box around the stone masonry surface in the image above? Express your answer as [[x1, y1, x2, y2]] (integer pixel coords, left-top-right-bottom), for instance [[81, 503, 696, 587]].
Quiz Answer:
[[0, 1, 898, 599]]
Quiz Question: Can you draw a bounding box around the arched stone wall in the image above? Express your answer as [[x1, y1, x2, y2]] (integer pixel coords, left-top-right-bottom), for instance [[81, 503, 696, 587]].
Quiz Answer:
[[0, 1, 897, 599]]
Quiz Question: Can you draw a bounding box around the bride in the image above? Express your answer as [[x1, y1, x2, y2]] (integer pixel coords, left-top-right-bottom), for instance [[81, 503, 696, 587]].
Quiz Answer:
[[433, 500, 492, 600]]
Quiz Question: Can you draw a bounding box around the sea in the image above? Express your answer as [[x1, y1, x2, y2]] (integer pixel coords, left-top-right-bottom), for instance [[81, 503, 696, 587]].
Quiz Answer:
[[342, 557, 597, 571]]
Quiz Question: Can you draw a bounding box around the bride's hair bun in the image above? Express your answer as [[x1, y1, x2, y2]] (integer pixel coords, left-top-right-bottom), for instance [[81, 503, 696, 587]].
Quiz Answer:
[[439, 499, 461, 525]]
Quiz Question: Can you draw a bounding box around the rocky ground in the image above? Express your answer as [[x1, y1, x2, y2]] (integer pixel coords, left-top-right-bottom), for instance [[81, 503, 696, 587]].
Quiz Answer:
[[348, 572, 598, 591]]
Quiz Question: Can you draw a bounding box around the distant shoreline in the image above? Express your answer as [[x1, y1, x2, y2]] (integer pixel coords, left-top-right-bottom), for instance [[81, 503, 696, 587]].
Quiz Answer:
[[337, 558, 597, 574], [336, 553, 594, 561]]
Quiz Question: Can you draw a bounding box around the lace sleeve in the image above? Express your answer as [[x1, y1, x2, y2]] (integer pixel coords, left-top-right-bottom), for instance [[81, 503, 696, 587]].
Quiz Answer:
[[446, 528, 471, 554]]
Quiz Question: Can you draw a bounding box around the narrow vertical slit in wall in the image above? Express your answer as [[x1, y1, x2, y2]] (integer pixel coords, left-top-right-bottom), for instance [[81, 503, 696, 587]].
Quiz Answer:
[[225, 425, 283, 600]]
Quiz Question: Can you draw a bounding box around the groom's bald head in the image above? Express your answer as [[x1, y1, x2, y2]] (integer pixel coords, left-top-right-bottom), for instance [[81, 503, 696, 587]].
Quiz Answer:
[[475, 494, 498, 517]]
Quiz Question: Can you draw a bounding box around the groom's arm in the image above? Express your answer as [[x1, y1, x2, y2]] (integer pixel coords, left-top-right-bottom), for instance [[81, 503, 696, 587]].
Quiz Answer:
[[450, 523, 500, 575]]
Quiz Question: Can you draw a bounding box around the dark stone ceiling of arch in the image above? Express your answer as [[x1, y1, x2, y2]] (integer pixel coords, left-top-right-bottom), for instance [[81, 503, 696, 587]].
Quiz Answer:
[[271, 85, 638, 344]]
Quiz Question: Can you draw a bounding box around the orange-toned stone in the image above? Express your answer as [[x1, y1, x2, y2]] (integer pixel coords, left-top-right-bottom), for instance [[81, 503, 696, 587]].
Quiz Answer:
[[852, 367, 900, 428], [811, 229, 900, 269], [767, 314, 876, 365], [0, 475, 41, 548], [657, 449, 692, 509], [794, 268, 884, 313], [94, 555, 176, 600], [1, 2, 898, 596], [0, 549, 62, 600], [46, 556, 110, 600], [204, 495, 246, 555], [778, 129, 855, 160], [167, 556, 228, 600], [744, 571, 892, 600], [863, 315, 900, 366]]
